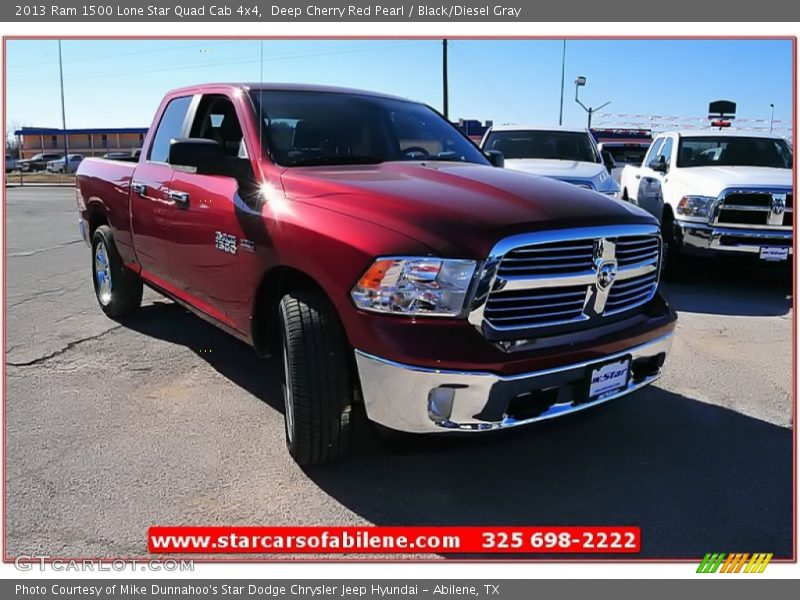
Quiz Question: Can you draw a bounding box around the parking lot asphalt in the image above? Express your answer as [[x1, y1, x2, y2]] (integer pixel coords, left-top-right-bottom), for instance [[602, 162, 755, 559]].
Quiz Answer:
[[3, 186, 793, 560]]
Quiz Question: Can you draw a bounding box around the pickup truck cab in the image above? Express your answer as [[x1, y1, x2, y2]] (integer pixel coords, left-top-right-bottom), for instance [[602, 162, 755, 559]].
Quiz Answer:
[[480, 125, 620, 197], [619, 131, 793, 265], [21, 152, 63, 172], [77, 83, 676, 465]]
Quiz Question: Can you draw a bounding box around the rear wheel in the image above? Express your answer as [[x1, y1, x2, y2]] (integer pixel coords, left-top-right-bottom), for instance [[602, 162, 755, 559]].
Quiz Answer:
[[91, 225, 142, 318], [279, 289, 353, 466]]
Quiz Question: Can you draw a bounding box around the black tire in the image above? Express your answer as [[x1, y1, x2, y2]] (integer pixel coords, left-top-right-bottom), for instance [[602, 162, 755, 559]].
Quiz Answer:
[[659, 210, 685, 280], [91, 225, 143, 318], [279, 289, 353, 466]]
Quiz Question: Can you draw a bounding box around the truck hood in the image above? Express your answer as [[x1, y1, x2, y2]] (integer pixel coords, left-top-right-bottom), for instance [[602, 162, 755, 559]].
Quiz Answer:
[[279, 161, 655, 258], [670, 166, 792, 196], [503, 158, 606, 182]]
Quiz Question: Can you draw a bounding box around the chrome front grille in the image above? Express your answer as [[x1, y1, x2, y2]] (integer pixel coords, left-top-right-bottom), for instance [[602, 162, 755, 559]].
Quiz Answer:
[[605, 270, 659, 314], [714, 188, 793, 229], [496, 240, 594, 277], [470, 225, 661, 335], [615, 236, 660, 266], [483, 285, 588, 327]]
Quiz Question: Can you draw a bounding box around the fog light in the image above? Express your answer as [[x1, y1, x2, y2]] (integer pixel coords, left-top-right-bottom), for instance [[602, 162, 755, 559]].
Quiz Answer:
[[427, 387, 455, 423]]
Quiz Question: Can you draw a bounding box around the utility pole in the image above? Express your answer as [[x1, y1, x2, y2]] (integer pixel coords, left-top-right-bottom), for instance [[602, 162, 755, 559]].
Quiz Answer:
[[558, 40, 566, 126], [574, 76, 610, 130], [58, 40, 69, 172], [769, 103, 775, 133], [442, 39, 449, 120]]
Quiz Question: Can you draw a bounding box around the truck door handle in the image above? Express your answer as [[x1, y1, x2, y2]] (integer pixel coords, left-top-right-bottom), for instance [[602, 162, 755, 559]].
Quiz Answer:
[[635, 174, 641, 180], [168, 190, 190, 206], [131, 182, 147, 195]]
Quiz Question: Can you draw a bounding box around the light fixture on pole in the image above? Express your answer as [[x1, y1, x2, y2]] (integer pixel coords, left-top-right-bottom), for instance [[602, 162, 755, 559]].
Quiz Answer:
[[574, 75, 610, 129]]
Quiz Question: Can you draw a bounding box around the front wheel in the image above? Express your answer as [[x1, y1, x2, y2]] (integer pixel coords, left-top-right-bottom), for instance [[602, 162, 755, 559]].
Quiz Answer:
[[659, 211, 685, 279], [279, 290, 353, 466], [91, 225, 143, 318]]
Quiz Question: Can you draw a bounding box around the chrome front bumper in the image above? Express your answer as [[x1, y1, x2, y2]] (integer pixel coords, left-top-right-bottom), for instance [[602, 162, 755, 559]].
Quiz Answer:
[[355, 332, 673, 434], [677, 221, 792, 257]]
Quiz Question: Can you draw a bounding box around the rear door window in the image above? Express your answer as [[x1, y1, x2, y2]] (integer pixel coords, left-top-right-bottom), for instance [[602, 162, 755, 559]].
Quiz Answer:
[[148, 96, 192, 163]]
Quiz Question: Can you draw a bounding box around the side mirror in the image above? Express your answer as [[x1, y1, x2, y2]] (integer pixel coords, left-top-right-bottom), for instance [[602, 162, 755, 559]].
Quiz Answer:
[[648, 156, 668, 173], [602, 151, 616, 173], [169, 137, 252, 180], [485, 150, 504, 168], [169, 138, 223, 169]]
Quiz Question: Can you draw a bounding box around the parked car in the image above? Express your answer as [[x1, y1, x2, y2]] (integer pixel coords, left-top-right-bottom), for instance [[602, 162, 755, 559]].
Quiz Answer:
[[618, 130, 793, 267], [480, 125, 620, 197], [76, 83, 676, 465], [102, 150, 141, 161], [46, 154, 84, 173], [20, 152, 63, 172], [5, 155, 20, 172]]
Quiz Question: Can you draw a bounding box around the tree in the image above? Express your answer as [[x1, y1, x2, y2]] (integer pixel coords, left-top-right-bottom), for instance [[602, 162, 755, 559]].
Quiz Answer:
[[5, 120, 22, 159]]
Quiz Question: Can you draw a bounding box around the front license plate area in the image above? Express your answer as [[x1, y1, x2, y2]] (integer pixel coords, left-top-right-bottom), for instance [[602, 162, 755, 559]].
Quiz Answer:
[[585, 356, 631, 402], [760, 247, 789, 262]]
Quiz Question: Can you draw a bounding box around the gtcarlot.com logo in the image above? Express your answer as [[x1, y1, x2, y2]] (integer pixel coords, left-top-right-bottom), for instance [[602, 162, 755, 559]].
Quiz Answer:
[[14, 556, 193, 572], [697, 552, 773, 573]]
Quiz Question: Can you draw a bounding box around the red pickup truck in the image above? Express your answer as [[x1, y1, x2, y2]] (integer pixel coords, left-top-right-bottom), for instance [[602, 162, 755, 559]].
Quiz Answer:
[[76, 83, 677, 465]]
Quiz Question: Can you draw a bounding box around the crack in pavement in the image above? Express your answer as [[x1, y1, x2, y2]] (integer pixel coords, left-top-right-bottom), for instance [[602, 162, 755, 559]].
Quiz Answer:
[[8, 283, 86, 308], [8, 239, 84, 258], [6, 326, 123, 367]]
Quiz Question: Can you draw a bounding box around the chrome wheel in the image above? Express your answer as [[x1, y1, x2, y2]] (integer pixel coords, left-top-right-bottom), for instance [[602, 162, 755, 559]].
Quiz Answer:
[[282, 339, 295, 444], [94, 240, 112, 305]]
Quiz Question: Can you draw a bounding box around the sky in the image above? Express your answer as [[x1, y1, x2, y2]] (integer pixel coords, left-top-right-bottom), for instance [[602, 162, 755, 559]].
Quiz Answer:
[[4, 39, 794, 135]]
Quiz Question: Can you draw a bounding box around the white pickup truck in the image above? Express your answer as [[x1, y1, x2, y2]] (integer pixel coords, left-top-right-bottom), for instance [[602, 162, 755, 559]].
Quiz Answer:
[[480, 125, 620, 197], [619, 131, 793, 265]]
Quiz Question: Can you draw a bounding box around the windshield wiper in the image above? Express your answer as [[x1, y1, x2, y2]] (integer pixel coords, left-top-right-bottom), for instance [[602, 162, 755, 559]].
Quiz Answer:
[[287, 155, 385, 167], [400, 153, 465, 163]]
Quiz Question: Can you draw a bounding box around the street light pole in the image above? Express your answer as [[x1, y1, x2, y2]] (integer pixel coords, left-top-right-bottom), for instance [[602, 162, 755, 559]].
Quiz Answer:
[[58, 40, 69, 173], [558, 40, 566, 126], [574, 76, 610, 130], [442, 39, 449, 120], [769, 103, 775, 133]]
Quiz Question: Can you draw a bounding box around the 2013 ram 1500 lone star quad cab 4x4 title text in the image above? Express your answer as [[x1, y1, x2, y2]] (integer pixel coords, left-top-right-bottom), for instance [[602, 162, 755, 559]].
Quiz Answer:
[[76, 84, 677, 465]]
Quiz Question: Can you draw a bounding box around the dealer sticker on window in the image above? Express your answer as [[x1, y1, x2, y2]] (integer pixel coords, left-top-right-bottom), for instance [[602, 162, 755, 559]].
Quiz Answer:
[[759, 247, 789, 262], [588, 358, 631, 400]]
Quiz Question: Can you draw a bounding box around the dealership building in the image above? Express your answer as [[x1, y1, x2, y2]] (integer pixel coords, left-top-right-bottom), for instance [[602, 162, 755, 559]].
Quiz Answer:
[[13, 127, 148, 159]]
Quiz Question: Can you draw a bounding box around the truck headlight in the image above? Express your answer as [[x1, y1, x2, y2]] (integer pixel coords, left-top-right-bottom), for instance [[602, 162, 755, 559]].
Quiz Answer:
[[676, 195, 716, 220], [351, 257, 477, 316]]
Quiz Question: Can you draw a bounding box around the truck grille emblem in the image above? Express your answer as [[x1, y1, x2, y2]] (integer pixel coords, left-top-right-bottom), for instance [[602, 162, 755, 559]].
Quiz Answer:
[[771, 193, 786, 215], [589, 238, 618, 314], [597, 262, 618, 290]]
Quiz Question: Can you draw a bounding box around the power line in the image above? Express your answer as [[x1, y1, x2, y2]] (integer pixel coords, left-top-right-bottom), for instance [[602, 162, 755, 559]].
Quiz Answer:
[[9, 41, 431, 86], [6, 40, 241, 70], [449, 41, 524, 122]]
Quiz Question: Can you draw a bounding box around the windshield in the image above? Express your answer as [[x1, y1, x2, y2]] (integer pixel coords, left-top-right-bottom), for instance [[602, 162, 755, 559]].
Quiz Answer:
[[677, 136, 793, 168], [483, 130, 601, 163], [248, 90, 488, 167]]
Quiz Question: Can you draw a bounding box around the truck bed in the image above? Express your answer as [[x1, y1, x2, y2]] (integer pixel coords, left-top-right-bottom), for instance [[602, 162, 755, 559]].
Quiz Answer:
[[76, 157, 137, 261]]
